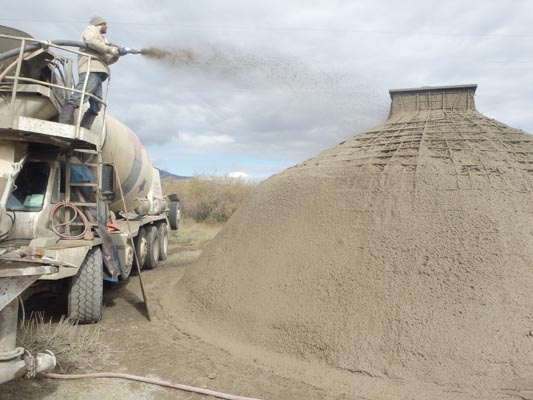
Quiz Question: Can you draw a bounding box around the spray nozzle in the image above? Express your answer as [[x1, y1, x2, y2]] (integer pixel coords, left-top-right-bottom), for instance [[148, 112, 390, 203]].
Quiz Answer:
[[124, 47, 142, 55]]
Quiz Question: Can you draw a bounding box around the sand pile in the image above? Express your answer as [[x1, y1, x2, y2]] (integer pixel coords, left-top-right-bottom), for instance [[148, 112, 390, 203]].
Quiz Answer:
[[171, 84, 533, 390]]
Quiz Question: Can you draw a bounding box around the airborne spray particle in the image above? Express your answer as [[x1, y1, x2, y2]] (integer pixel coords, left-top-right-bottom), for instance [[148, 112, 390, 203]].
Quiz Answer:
[[140, 45, 287, 83], [141, 48, 197, 66], [138, 43, 386, 150], [140, 44, 377, 96]]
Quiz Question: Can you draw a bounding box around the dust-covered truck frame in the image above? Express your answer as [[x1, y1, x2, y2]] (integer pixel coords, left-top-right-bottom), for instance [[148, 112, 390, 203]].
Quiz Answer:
[[0, 28, 180, 383]]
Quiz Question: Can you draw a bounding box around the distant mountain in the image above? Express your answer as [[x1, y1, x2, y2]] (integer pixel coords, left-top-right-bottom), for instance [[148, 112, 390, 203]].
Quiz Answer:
[[157, 168, 190, 180]]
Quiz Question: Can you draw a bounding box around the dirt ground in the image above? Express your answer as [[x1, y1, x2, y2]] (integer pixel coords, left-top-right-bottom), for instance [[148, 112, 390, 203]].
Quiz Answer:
[[0, 224, 349, 400], [1, 222, 529, 400]]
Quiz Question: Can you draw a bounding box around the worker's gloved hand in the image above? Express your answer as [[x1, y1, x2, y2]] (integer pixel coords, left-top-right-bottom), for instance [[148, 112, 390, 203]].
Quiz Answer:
[[110, 47, 119, 56], [118, 47, 128, 56]]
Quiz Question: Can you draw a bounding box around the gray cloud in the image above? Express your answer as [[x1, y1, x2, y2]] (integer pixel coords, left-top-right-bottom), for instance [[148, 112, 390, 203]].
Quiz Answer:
[[2, 0, 533, 178]]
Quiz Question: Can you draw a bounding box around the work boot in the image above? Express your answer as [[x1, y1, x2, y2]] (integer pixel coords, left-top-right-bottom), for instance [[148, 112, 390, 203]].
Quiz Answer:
[[58, 104, 75, 125], [80, 110, 97, 130]]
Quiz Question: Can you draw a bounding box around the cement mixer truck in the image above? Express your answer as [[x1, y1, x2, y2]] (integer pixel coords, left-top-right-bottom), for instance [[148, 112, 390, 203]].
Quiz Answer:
[[0, 27, 181, 383]]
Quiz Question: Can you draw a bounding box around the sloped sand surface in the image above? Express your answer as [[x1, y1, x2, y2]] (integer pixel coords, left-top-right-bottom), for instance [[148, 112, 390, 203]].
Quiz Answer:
[[169, 85, 533, 397]]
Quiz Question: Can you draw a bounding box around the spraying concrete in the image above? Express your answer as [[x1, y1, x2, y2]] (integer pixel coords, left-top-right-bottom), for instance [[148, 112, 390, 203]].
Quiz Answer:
[[136, 43, 385, 161]]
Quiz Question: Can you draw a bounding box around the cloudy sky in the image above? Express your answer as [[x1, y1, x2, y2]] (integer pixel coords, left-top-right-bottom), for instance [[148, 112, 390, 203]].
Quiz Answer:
[[2, 1, 532, 179]]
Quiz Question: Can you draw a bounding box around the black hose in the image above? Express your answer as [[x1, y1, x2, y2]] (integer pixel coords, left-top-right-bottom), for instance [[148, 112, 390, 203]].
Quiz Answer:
[[0, 40, 86, 62]]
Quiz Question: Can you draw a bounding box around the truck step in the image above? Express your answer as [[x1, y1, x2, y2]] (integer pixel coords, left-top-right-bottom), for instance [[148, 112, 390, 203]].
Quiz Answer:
[[69, 222, 98, 227], [69, 182, 98, 187], [68, 162, 98, 167], [73, 149, 99, 155], [70, 202, 98, 207]]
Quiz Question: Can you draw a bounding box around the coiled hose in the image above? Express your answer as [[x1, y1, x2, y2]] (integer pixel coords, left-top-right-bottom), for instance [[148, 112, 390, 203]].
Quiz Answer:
[[49, 201, 93, 240], [42, 371, 262, 400]]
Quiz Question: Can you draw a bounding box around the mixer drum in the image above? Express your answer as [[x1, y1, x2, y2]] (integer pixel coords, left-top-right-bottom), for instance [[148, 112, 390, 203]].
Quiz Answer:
[[100, 115, 153, 213], [0, 25, 32, 54]]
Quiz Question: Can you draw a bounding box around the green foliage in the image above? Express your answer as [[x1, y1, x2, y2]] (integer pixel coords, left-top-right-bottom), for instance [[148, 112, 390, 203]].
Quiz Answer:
[[163, 175, 256, 223]]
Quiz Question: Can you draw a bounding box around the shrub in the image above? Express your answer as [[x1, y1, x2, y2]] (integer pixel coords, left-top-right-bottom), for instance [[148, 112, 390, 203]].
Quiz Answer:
[[17, 312, 112, 373], [163, 175, 256, 223]]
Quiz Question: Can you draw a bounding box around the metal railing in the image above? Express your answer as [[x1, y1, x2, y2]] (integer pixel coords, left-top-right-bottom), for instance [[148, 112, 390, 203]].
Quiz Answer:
[[0, 34, 113, 238], [0, 34, 109, 139]]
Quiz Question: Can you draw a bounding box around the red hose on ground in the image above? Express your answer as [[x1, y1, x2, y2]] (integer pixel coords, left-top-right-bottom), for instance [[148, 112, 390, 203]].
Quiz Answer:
[[41, 372, 263, 400]]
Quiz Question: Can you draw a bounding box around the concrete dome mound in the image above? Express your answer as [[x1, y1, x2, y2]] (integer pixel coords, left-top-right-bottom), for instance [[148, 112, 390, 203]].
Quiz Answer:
[[172, 84, 533, 390]]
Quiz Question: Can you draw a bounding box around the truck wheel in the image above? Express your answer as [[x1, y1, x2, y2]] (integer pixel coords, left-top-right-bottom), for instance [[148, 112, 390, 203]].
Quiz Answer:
[[119, 244, 134, 281], [68, 247, 103, 324], [135, 227, 148, 269], [169, 201, 180, 230], [144, 226, 160, 269], [158, 223, 168, 261]]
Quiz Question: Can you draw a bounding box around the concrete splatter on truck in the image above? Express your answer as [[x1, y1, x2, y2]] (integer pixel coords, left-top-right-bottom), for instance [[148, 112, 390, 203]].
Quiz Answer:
[[0, 26, 180, 384]]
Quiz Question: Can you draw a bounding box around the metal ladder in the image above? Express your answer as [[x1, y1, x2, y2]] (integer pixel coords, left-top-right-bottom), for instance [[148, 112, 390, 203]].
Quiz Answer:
[[63, 146, 101, 236]]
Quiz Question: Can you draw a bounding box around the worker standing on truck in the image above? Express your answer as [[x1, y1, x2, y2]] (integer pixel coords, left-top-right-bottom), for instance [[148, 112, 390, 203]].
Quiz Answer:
[[59, 15, 127, 129]]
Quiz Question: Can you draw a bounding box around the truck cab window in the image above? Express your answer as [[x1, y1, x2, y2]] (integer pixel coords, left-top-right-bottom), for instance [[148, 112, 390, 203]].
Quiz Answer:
[[6, 161, 50, 211]]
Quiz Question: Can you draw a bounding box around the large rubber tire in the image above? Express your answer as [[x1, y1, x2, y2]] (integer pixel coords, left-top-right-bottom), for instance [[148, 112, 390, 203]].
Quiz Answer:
[[68, 247, 103, 324], [119, 244, 134, 281], [144, 225, 160, 269], [157, 223, 168, 261], [169, 201, 180, 230], [134, 227, 148, 269]]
